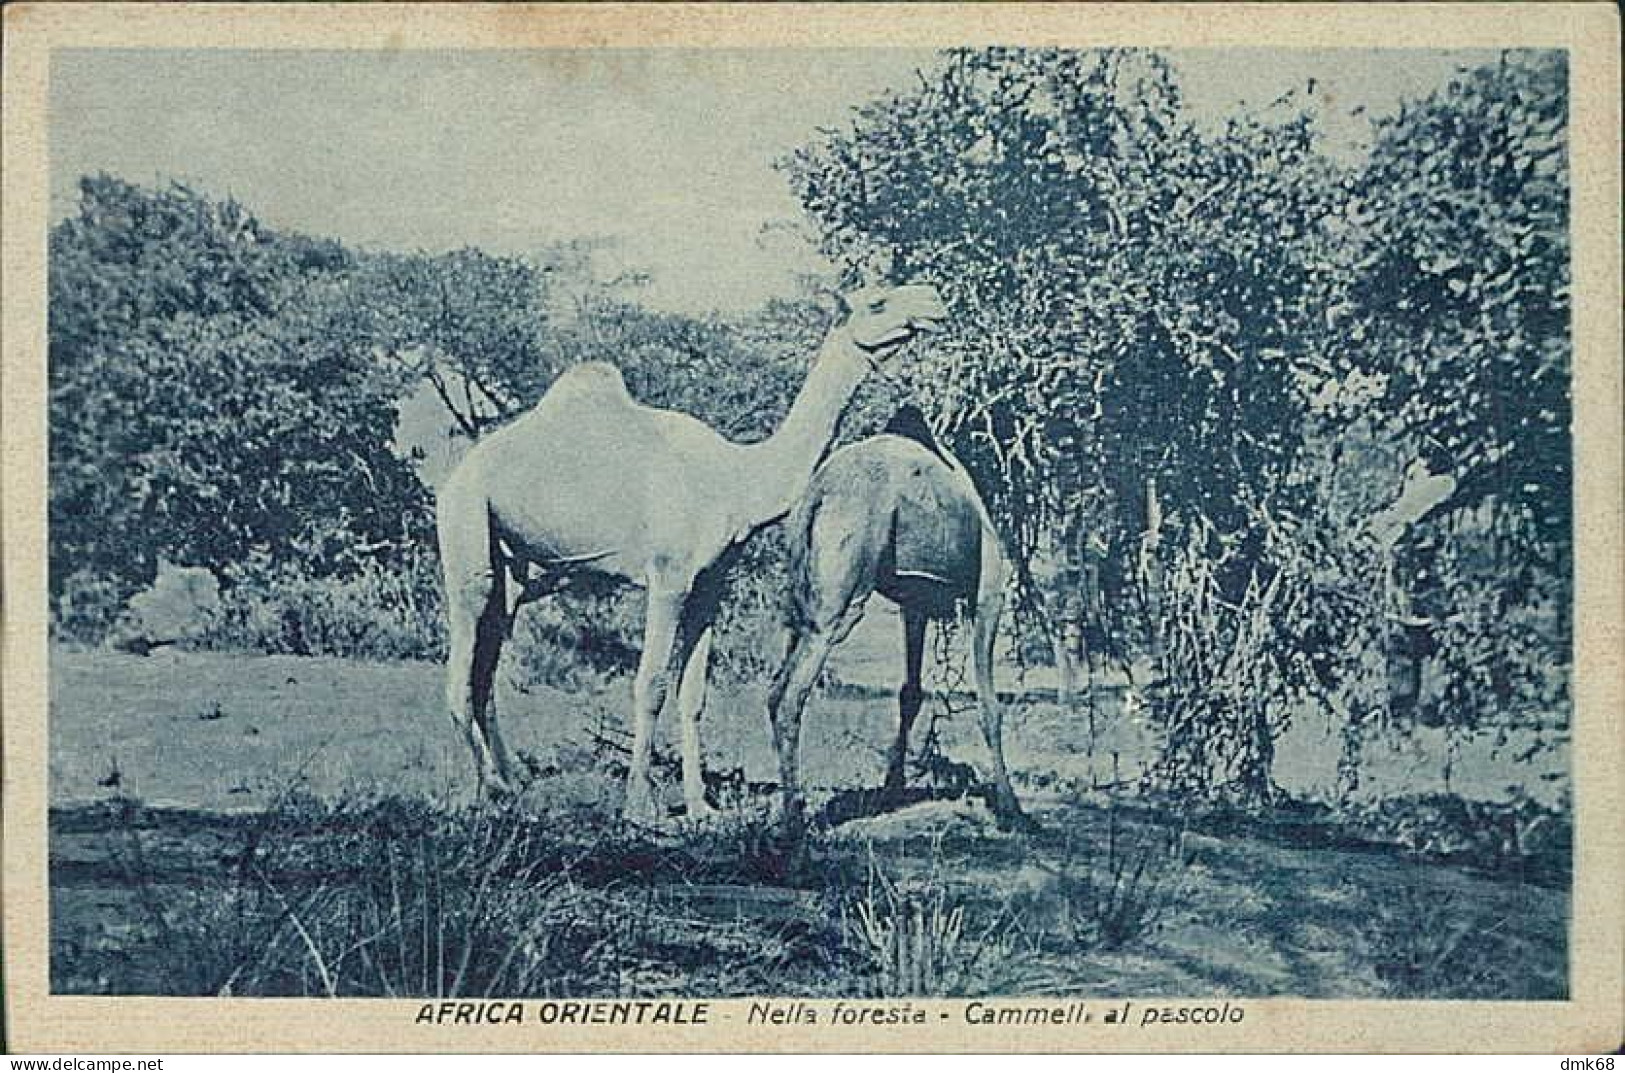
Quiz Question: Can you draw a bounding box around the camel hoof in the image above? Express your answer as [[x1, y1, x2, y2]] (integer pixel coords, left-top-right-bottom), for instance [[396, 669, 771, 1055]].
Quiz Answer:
[[774, 800, 808, 839], [681, 799, 722, 825]]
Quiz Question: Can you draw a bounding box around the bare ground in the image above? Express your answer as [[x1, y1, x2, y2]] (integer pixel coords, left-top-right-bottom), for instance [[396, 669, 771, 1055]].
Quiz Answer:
[[47, 617, 1569, 999]]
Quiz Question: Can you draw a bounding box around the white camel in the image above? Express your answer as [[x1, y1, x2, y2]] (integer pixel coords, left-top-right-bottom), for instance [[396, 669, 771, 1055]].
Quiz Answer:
[[435, 284, 946, 823]]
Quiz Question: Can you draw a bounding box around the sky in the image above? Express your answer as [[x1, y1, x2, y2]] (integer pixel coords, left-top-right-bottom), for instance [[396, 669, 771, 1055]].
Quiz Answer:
[[50, 48, 1503, 315]]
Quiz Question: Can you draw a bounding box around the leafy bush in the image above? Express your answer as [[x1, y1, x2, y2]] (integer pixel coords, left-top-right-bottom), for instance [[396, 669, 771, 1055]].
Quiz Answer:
[[49, 176, 433, 613], [1340, 791, 1570, 884], [787, 47, 1571, 806], [512, 589, 642, 689], [204, 554, 444, 661]]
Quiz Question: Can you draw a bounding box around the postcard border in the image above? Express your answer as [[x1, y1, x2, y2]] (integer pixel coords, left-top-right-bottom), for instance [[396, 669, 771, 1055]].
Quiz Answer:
[[3, 2, 1620, 1055]]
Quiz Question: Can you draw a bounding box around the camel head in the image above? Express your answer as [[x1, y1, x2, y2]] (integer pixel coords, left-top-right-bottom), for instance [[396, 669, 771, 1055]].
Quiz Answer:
[[843, 283, 947, 355]]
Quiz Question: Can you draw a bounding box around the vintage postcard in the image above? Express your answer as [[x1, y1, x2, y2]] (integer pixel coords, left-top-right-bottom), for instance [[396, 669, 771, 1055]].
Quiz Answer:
[[3, 2, 1620, 1055]]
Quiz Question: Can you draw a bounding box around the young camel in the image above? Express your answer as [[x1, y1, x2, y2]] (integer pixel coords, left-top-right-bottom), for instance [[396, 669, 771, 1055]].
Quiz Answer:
[[435, 285, 946, 824], [766, 405, 1028, 832]]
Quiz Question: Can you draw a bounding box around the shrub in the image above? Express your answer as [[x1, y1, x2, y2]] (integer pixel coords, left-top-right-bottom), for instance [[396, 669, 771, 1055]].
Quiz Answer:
[[508, 529, 791, 690], [204, 554, 444, 661], [1339, 790, 1571, 883], [1361, 876, 1558, 999], [841, 845, 1028, 997], [1052, 804, 1192, 950], [512, 588, 642, 690], [51, 568, 130, 645]]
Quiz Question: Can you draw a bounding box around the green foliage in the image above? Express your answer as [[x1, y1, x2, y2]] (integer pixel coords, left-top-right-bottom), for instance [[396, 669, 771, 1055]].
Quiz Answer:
[[787, 48, 1570, 798], [1337, 54, 1572, 744], [786, 49, 1343, 794], [47, 177, 805, 669], [47, 51, 1571, 814], [568, 295, 805, 443], [205, 552, 445, 661], [49, 175, 430, 613], [1344, 791, 1570, 883], [345, 246, 564, 434], [786, 49, 1334, 543], [1342, 53, 1569, 544]]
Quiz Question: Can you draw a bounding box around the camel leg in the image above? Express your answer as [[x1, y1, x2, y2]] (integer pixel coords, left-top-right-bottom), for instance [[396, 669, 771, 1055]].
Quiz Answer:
[[769, 495, 883, 834], [665, 562, 726, 821], [972, 562, 1027, 829], [468, 588, 516, 786], [766, 628, 834, 833], [885, 609, 927, 797], [675, 626, 716, 820], [767, 600, 868, 832], [625, 581, 687, 825], [439, 488, 513, 793], [446, 593, 510, 791]]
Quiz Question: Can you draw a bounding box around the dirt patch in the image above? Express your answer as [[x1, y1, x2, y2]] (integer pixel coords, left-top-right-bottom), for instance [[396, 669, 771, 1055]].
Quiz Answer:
[[48, 648, 1570, 999]]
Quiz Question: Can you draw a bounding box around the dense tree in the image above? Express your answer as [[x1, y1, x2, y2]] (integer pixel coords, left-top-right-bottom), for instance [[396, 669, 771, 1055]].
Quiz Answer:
[[786, 48, 1570, 799], [49, 176, 422, 628], [344, 247, 562, 436], [784, 50, 1338, 796], [1330, 52, 1571, 749], [50, 178, 598, 634]]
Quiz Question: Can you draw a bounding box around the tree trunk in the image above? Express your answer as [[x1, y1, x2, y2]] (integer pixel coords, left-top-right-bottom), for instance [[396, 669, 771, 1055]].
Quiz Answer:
[[1140, 475, 1166, 667], [1053, 626, 1079, 710]]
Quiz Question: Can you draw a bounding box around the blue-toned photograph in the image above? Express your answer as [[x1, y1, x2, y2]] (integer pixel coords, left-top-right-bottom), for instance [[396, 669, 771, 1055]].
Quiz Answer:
[[47, 47, 1570, 999]]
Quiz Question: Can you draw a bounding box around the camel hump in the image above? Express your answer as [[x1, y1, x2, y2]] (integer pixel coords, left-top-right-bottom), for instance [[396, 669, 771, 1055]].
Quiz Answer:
[[881, 404, 952, 468], [549, 361, 632, 402]]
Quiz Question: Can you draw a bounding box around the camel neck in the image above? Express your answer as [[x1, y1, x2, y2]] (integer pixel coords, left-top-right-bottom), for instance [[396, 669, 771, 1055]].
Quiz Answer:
[[738, 329, 871, 527]]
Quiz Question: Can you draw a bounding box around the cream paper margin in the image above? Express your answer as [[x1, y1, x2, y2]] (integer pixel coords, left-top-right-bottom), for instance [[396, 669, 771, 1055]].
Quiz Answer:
[[2, 2, 1619, 1055]]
